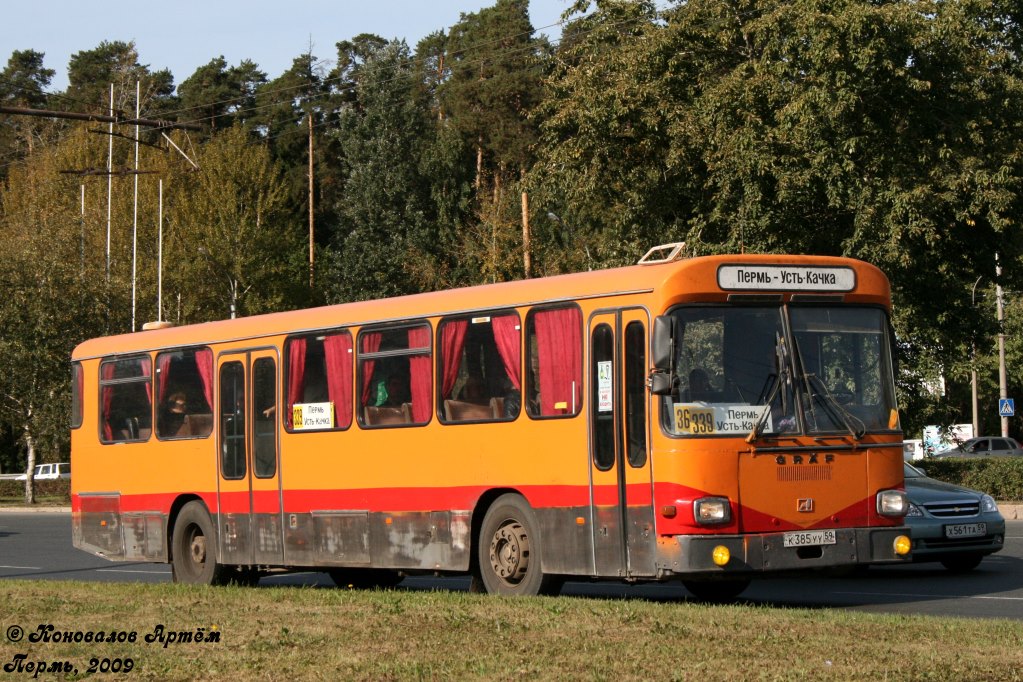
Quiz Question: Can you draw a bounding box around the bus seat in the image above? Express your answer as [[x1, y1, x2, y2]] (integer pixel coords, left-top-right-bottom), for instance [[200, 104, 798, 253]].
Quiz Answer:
[[444, 399, 492, 422], [364, 405, 410, 425], [489, 397, 505, 419], [183, 413, 213, 437]]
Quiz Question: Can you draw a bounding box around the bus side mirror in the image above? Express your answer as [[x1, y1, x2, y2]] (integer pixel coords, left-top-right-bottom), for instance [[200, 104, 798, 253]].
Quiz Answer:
[[650, 315, 675, 396], [652, 315, 675, 371]]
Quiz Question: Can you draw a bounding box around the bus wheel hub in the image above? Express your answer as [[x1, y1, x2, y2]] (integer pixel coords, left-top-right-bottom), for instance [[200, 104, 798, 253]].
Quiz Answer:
[[490, 522, 528, 582], [190, 533, 207, 565]]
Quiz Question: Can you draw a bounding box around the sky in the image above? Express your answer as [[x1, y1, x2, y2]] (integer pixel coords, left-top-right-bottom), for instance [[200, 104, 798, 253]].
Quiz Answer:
[[1, 0, 574, 92]]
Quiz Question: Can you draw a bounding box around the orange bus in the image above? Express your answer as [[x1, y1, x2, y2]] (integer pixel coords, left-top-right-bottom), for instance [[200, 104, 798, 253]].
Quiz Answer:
[[71, 245, 910, 599]]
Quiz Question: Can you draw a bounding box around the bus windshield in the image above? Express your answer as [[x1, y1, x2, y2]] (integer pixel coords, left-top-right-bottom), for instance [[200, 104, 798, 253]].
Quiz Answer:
[[662, 306, 898, 438]]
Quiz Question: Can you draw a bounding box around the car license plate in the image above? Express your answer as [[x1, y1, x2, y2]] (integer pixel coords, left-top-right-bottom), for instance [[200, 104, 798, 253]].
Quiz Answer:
[[944, 523, 986, 539], [674, 406, 715, 435], [783, 530, 837, 547]]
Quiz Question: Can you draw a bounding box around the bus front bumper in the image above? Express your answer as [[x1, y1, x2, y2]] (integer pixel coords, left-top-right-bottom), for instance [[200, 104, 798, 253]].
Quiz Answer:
[[659, 527, 911, 576]]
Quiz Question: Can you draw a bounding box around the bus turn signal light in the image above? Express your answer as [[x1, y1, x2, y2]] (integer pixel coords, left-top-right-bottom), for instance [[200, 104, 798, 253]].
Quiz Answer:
[[712, 545, 731, 566], [894, 535, 911, 556]]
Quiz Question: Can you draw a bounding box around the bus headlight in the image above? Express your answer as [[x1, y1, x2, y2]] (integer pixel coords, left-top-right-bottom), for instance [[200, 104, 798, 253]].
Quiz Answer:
[[712, 545, 731, 566], [694, 497, 732, 525], [876, 490, 908, 517], [893, 535, 911, 556]]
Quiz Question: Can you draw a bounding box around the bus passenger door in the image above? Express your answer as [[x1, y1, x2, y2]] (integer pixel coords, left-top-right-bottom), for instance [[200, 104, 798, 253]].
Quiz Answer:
[[216, 350, 283, 568], [588, 310, 655, 578]]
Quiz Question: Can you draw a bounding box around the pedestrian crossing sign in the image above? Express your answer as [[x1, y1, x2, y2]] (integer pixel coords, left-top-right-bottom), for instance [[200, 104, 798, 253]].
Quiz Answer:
[[999, 398, 1015, 417]]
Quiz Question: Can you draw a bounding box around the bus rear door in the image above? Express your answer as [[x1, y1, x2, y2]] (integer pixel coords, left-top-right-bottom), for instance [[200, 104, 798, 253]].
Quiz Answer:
[[588, 309, 656, 578], [216, 349, 283, 567]]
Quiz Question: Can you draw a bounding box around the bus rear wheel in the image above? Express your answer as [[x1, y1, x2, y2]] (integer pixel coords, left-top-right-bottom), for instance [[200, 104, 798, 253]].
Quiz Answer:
[[171, 501, 227, 585], [475, 494, 560, 596]]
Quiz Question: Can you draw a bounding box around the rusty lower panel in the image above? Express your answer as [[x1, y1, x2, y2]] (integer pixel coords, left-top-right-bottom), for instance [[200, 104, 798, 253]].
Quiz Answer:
[[73, 494, 125, 559], [76, 503, 665, 579], [534, 507, 595, 576], [122, 512, 167, 561]]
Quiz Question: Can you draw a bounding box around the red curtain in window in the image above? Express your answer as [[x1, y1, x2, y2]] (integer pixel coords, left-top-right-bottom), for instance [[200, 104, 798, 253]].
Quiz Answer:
[[157, 354, 173, 403], [440, 320, 468, 399], [491, 314, 521, 390], [324, 333, 353, 429], [195, 349, 214, 412], [287, 338, 307, 428], [101, 362, 116, 441], [360, 333, 382, 406], [408, 327, 432, 423], [534, 307, 582, 416]]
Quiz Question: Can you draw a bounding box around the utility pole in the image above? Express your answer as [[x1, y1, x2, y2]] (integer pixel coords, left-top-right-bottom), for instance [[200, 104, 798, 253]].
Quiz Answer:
[[131, 81, 140, 332], [106, 84, 113, 284], [308, 111, 314, 287], [521, 179, 531, 278]]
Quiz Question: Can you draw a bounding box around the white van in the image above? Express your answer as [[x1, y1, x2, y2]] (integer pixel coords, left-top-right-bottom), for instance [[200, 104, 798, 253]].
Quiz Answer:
[[15, 463, 70, 481]]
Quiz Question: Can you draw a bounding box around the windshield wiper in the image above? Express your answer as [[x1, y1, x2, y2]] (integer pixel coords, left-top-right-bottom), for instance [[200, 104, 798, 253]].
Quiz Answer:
[[804, 373, 866, 440], [746, 375, 779, 443]]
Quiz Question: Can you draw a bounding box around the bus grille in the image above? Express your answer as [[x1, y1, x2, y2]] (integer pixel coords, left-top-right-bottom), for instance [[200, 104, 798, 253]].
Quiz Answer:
[[776, 465, 833, 482]]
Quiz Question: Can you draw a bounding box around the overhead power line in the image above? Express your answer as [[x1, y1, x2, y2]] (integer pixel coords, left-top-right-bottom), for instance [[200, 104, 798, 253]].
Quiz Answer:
[[0, 105, 201, 131]]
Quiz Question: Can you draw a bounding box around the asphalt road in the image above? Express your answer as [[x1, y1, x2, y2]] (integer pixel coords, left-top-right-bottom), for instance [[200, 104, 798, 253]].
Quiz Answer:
[[2, 512, 1021, 620]]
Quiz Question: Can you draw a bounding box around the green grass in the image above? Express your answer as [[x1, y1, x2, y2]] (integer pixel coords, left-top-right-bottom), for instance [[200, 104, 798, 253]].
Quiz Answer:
[[1, 581, 1021, 680]]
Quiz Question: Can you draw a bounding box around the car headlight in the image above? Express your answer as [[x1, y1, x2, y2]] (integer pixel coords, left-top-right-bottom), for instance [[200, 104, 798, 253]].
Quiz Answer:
[[904, 502, 923, 518], [877, 489, 908, 517], [980, 494, 999, 514], [693, 497, 732, 525]]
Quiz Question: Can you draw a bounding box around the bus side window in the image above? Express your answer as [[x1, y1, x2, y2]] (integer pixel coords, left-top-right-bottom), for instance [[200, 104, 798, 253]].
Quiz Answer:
[[358, 324, 432, 427], [99, 355, 153, 443], [526, 306, 582, 418], [285, 331, 353, 432], [438, 312, 521, 423], [155, 348, 214, 439], [71, 362, 83, 429]]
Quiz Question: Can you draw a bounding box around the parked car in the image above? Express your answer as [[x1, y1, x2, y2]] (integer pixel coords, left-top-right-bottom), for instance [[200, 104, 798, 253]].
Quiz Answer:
[[932, 436, 1023, 459], [903, 463, 1004, 571], [14, 463, 70, 481]]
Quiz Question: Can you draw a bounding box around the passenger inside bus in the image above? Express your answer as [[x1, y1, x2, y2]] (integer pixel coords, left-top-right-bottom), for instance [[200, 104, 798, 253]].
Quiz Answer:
[[375, 374, 410, 407], [161, 390, 191, 437]]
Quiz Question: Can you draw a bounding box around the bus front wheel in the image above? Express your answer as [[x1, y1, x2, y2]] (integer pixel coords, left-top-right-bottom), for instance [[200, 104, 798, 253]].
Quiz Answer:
[[475, 494, 560, 596], [171, 501, 227, 585]]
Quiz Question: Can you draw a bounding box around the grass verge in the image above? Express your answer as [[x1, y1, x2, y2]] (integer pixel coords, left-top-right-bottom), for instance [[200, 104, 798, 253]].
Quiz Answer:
[[1, 580, 1021, 681]]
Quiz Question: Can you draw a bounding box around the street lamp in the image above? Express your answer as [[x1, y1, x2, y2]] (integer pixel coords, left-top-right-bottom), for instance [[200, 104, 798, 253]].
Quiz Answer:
[[996, 254, 1009, 438]]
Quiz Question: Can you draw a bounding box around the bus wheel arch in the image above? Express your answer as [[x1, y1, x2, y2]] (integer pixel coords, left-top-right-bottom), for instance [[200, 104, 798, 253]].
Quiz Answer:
[[170, 499, 227, 585], [472, 492, 561, 596]]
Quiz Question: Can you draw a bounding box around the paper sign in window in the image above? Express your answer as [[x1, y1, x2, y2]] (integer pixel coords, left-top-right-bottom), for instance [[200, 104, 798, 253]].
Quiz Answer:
[[292, 402, 335, 430]]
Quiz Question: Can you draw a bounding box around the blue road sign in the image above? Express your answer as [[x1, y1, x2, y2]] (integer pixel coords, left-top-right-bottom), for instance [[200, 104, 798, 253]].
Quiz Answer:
[[999, 398, 1015, 417]]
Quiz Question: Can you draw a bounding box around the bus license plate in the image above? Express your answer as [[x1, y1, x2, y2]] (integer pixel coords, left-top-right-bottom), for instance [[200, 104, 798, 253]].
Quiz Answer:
[[944, 523, 986, 539], [783, 530, 837, 548], [674, 406, 715, 435]]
